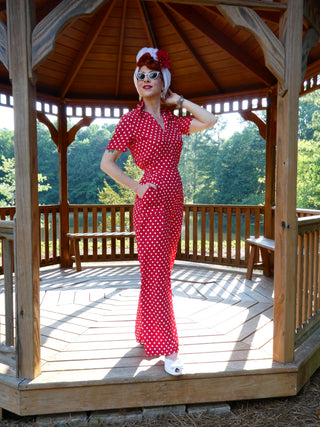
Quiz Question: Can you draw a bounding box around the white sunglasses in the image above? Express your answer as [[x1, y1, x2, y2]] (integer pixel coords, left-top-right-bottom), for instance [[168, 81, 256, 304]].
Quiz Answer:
[[136, 71, 161, 81]]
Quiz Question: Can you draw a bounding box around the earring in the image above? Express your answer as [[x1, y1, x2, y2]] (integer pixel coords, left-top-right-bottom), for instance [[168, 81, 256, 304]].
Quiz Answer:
[[139, 94, 142, 102], [161, 91, 165, 101]]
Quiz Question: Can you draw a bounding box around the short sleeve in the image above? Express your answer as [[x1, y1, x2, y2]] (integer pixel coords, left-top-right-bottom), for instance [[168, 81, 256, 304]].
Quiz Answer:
[[106, 113, 133, 152], [178, 115, 193, 136]]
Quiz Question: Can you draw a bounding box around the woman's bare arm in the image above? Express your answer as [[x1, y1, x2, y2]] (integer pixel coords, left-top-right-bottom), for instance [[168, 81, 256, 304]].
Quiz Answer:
[[100, 149, 156, 198], [165, 89, 218, 133]]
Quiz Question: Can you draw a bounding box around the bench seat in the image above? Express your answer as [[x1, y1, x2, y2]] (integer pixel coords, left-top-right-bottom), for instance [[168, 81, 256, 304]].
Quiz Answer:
[[246, 236, 275, 280], [67, 231, 135, 271]]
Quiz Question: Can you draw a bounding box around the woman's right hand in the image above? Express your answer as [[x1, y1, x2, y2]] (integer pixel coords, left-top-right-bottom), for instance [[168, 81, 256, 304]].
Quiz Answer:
[[136, 182, 157, 199]]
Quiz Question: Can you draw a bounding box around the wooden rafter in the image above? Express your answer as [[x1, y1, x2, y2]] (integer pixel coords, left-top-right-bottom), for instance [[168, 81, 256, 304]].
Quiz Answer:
[[158, 3, 222, 92], [145, 0, 287, 11], [37, 112, 58, 145], [217, 5, 285, 84], [0, 18, 7, 69], [239, 110, 266, 139], [115, 0, 128, 97], [169, 3, 276, 86], [138, 1, 157, 47], [32, 0, 110, 69], [60, 0, 116, 98], [67, 117, 95, 146]]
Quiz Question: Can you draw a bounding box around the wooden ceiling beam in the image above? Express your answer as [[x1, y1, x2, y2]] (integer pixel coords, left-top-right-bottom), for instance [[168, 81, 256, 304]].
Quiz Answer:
[[169, 4, 276, 86], [217, 5, 285, 84], [60, 0, 116, 98], [0, 18, 7, 69], [115, 0, 128, 97], [32, 0, 110, 70], [145, 0, 287, 11], [138, 1, 157, 47], [303, 0, 320, 34], [159, 3, 222, 92]]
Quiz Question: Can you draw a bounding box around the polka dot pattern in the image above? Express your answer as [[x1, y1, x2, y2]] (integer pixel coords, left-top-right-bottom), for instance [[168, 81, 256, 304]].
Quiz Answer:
[[107, 102, 192, 356]]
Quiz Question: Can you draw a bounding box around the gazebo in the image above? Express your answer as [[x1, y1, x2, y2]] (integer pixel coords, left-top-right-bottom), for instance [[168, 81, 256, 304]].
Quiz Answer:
[[1, 0, 320, 418]]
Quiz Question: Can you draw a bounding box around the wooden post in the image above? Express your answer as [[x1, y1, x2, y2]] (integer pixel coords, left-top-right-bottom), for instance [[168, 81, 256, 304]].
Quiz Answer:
[[264, 90, 277, 240], [58, 102, 70, 268], [273, 0, 303, 363], [7, 0, 40, 378]]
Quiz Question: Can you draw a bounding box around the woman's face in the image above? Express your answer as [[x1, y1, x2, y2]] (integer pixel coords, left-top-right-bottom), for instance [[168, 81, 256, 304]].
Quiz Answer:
[[136, 65, 164, 100]]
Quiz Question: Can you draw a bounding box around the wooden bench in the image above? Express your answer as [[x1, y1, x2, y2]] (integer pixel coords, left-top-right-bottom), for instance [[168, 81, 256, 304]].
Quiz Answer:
[[67, 231, 136, 271], [246, 236, 275, 280]]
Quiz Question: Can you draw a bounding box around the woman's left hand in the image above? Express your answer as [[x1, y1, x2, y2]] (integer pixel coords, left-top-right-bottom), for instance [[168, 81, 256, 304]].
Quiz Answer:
[[163, 89, 180, 106]]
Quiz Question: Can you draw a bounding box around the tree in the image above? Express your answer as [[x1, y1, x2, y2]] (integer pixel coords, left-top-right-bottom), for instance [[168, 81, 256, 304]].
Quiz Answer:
[[297, 90, 320, 209], [0, 155, 51, 207], [98, 155, 143, 204], [68, 122, 121, 204], [210, 123, 266, 205]]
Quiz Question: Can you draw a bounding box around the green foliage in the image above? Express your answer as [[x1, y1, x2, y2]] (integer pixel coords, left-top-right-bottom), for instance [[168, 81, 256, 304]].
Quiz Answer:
[[0, 155, 51, 207], [98, 155, 143, 204], [0, 90, 320, 209], [297, 91, 320, 209]]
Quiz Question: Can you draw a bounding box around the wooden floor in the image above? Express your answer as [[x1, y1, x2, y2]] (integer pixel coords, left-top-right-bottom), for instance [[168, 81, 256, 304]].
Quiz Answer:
[[0, 261, 319, 416]]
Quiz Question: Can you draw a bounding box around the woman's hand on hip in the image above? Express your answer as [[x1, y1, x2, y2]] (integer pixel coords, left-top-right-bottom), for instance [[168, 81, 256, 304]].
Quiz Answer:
[[136, 182, 157, 199]]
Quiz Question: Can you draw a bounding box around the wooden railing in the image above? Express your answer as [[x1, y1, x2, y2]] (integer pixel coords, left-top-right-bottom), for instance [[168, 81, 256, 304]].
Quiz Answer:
[[0, 219, 16, 372], [0, 204, 265, 272], [2, 205, 320, 275], [295, 214, 320, 347], [177, 204, 265, 265], [39, 205, 60, 266], [67, 204, 265, 267], [68, 204, 136, 262]]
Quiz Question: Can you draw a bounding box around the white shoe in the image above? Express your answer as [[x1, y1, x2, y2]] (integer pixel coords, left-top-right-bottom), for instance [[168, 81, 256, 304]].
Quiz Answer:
[[164, 358, 184, 376]]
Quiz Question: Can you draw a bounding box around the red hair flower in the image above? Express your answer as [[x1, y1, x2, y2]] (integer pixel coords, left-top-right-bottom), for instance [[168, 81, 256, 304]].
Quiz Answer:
[[156, 49, 171, 69]]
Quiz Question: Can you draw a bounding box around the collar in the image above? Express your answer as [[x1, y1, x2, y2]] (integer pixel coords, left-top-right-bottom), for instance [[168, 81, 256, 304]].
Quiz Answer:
[[137, 101, 165, 115]]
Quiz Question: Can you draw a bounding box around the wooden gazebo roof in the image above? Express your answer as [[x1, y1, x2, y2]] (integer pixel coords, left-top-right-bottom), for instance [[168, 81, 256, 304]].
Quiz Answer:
[[0, 0, 319, 106]]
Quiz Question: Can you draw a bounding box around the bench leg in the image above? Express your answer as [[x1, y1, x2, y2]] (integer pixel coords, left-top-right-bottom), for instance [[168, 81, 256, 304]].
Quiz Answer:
[[69, 238, 82, 271], [260, 248, 271, 277], [246, 244, 257, 280], [73, 239, 82, 271]]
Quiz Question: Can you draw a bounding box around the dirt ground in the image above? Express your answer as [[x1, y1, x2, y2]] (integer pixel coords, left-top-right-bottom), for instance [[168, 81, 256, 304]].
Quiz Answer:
[[1, 367, 320, 426]]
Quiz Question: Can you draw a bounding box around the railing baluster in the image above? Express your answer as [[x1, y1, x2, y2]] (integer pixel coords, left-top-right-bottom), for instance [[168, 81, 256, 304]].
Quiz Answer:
[[302, 232, 309, 324], [44, 208, 49, 262], [296, 233, 303, 329], [52, 207, 57, 261], [185, 206, 190, 260], [201, 206, 206, 261], [120, 206, 125, 258], [192, 207, 198, 261], [217, 206, 223, 263], [111, 206, 116, 258], [209, 206, 214, 262], [235, 207, 241, 264], [226, 207, 232, 263], [92, 206, 98, 261], [312, 230, 319, 315], [101, 205, 107, 258]]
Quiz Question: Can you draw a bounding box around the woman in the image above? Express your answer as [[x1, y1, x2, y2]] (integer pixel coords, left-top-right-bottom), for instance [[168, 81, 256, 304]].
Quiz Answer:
[[100, 47, 218, 375]]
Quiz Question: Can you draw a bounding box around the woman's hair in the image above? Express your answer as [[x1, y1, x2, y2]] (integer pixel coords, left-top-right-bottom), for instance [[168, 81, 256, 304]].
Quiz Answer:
[[133, 47, 171, 98], [137, 53, 162, 71]]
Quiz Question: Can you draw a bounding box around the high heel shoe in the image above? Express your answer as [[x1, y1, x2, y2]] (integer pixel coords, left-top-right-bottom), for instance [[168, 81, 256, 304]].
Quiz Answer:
[[164, 357, 184, 376]]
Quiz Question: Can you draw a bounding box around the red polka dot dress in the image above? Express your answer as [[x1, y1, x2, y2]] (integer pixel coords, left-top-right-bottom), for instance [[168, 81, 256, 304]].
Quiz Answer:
[[107, 102, 192, 356]]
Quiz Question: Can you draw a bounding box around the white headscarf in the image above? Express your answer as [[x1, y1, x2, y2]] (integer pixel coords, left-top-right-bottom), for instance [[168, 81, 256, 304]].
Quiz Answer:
[[133, 47, 171, 98]]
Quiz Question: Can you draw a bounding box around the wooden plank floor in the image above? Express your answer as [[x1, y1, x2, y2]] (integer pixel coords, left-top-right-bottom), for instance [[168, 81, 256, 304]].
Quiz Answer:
[[28, 261, 279, 383], [3, 260, 311, 416]]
